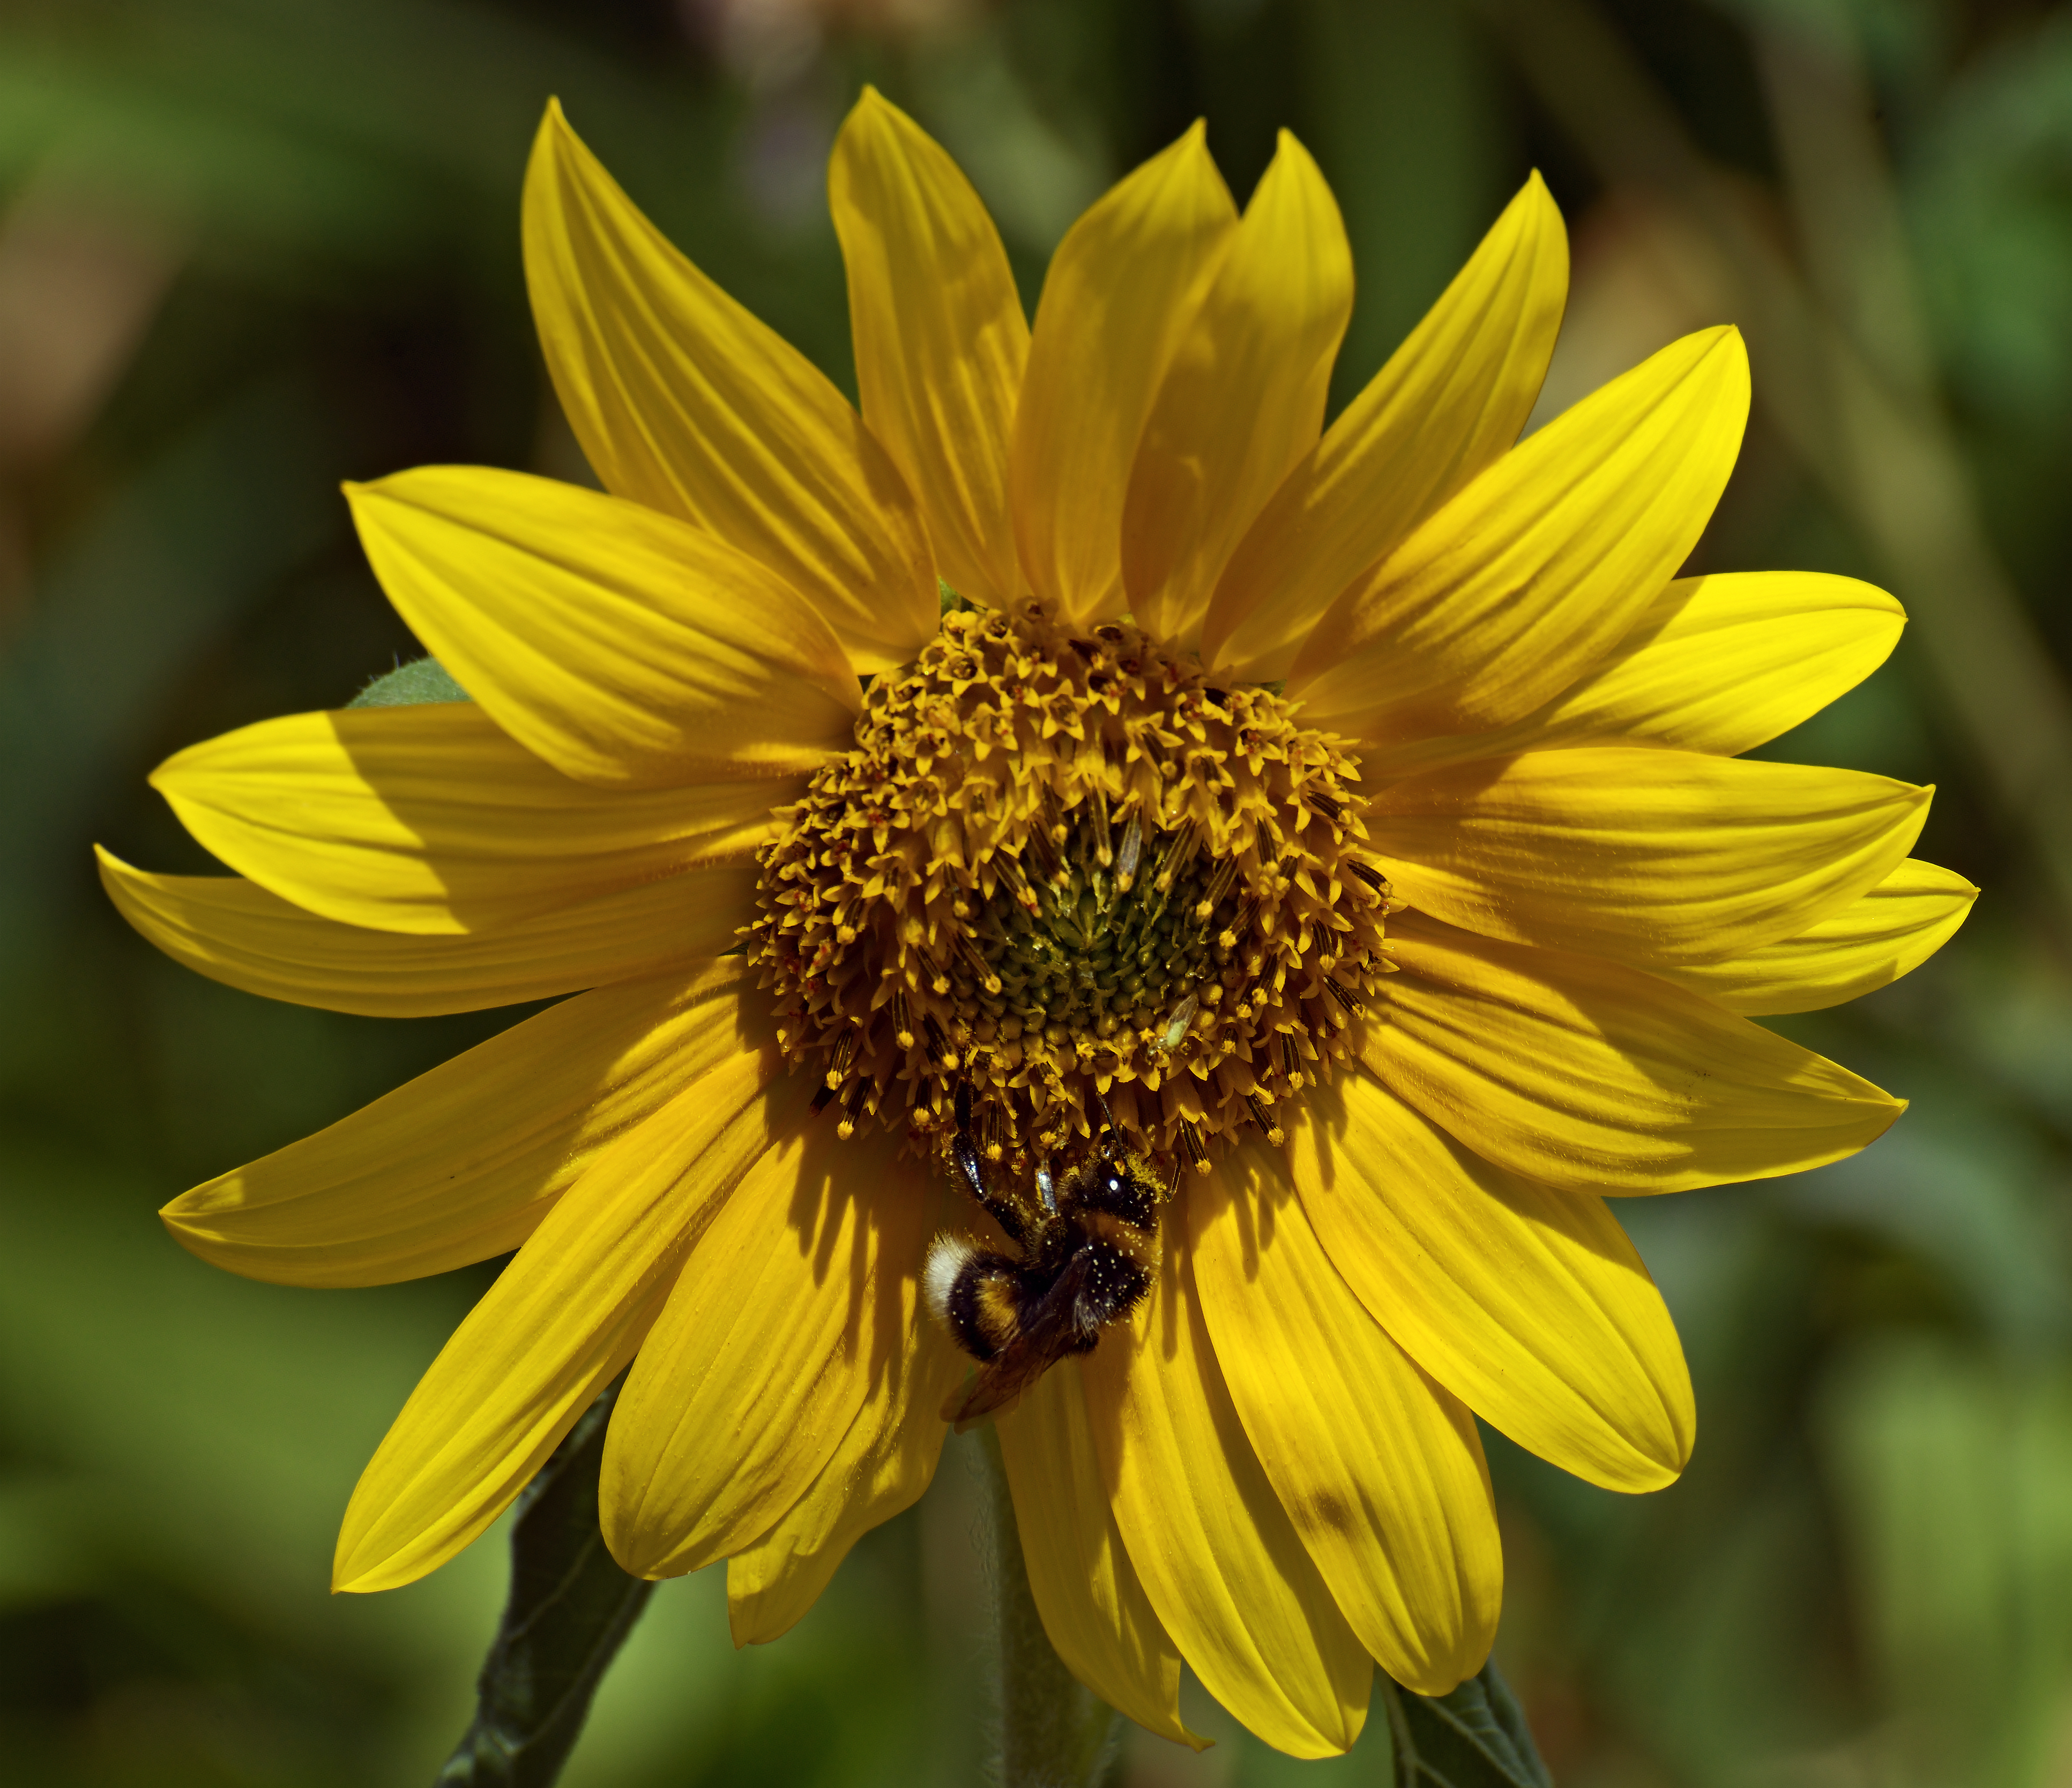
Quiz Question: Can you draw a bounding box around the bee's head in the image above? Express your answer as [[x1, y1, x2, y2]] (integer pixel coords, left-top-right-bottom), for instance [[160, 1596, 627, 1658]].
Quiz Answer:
[[1077, 1150, 1161, 1232]]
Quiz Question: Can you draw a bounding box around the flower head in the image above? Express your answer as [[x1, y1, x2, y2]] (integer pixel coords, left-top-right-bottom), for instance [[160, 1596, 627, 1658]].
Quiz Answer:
[[103, 88, 1974, 1756]]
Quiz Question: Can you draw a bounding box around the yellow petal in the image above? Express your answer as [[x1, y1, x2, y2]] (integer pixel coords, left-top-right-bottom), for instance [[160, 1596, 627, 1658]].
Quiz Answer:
[[98, 845, 755, 1018], [995, 1361, 1205, 1748], [346, 467, 859, 789], [1292, 326, 1750, 743], [602, 1105, 934, 1580], [160, 963, 757, 1288], [1082, 1206, 1373, 1758], [1010, 123, 1236, 624], [1357, 572, 1906, 781], [1122, 131, 1353, 648], [152, 704, 788, 934], [1658, 858, 1978, 1015], [333, 1035, 786, 1591], [1203, 173, 1568, 680], [1369, 747, 1931, 969], [1293, 1074, 1695, 1492], [1367, 910, 1904, 1194], [829, 88, 1027, 609], [523, 100, 935, 671], [1189, 1148, 1500, 1693], [727, 1300, 962, 1645]]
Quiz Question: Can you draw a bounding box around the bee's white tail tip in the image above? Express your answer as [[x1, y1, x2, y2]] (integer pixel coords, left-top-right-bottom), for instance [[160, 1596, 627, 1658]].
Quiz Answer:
[[923, 1232, 976, 1328]]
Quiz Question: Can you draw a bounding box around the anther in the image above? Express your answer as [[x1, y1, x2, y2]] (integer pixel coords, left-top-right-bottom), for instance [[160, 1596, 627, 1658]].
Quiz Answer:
[[891, 987, 916, 1051], [1220, 893, 1263, 952], [1039, 786, 1068, 847], [1154, 821, 1198, 894], [1347, 861, 1389, 895], [826, 1029, 856, 1089], [1177, 1117, 1210, 1175], [1325, 977, 1366, 1016], [837, 1078, 871, 1140], [953, 930, 1002, 995], [1278, 1033, 1305, 1089], [1244, 1091, 1285, 1148], [1025, 821, 1061, 885], [994, 852, 1037, 910], [1307, 790, 1345, 825], [921, 1010, 961, 1072], [1195, 856, 1241, 922], [1115, 813, 1144, 891]]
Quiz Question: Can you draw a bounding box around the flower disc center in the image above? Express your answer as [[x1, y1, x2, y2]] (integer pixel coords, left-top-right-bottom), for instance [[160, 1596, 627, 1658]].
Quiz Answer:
[[747, 599, 1393, 1171]]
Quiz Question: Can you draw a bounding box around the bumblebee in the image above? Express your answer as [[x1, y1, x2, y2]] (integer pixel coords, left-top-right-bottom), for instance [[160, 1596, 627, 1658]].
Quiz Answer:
[[925, 1085, 1168, 1427]]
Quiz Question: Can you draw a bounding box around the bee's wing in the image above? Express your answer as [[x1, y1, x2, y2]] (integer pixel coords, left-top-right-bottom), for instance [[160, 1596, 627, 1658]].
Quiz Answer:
[[942, 1335, 1062, 1429], [941, 1254, 1104, 1430]]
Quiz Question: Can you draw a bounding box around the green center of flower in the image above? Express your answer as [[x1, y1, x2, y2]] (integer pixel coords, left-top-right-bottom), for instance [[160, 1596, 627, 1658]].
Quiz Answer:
[[967, 805, 1237, 1043], [746, 598, 1394, 1173]]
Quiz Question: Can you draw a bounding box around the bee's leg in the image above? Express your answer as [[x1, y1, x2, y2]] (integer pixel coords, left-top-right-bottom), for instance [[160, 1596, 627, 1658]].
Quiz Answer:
[[952, 1082, 1030, 1247], [951, 1130, 1030, 1247], [1064, 1240, 1154, 1341], [1012, 1246, 1148, 1355]]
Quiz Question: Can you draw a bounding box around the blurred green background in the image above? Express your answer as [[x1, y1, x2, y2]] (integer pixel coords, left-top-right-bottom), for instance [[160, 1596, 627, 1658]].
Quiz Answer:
[[3, 0, 2070, 1782]]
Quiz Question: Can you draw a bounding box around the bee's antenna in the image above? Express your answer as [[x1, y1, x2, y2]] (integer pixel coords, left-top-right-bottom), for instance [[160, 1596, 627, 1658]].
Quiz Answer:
[[1095, 1091, 1121, 1154], [954, 1079, 973, 1140]]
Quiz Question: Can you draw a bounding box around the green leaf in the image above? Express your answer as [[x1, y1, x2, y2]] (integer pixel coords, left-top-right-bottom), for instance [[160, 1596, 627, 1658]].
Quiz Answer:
[[435, 1379, 653, 1788], [1384, 1660, 1553, 1788], [350, 654, 471, 707]]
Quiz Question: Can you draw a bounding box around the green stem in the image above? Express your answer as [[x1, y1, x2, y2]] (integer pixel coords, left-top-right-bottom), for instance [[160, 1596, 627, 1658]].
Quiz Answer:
[[974, 1426, 1123, 1788], [436, 1378, 653, 1787]]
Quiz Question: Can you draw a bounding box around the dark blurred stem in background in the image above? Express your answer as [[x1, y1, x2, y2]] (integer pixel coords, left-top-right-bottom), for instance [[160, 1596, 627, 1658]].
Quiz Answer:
[[1471, 0, 2072, 929], [974, 1427, 1124, 1788]]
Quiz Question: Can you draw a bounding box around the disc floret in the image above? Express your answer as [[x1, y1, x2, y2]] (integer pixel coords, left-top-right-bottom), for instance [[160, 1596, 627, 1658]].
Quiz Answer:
[[747, 599, 1395, 1166]]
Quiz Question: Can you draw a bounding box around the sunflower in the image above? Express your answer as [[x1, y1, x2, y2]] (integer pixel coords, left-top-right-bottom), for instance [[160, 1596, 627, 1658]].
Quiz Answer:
[[102, 89, 1974, 1757]]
